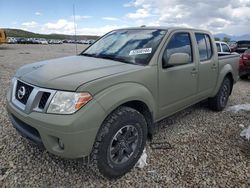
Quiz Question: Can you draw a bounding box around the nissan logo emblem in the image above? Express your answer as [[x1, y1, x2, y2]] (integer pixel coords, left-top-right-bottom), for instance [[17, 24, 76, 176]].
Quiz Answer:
[[17, 86, 26, 100]]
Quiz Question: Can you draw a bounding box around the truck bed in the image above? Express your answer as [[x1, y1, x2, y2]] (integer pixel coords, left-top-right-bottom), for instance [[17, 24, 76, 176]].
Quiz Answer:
[[218, 53, 240, 82]]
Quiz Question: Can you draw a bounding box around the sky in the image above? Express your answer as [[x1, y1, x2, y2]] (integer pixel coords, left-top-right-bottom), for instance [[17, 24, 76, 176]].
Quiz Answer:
[[1, 0, 250, 36]]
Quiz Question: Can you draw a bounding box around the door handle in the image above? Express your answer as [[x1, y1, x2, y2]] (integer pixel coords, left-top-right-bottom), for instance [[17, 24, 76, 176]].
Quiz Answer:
[[191, 68, 198, 76], [211, 64, 217, 70]]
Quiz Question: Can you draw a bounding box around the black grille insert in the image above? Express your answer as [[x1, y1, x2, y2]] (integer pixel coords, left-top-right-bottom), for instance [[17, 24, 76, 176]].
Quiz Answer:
[[15, 81, 34, 105], [39, 92, 51, 109]]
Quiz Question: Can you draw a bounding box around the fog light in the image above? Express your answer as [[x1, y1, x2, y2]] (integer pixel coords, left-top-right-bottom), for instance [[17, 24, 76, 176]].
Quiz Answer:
[[58, 139, 64, 150]]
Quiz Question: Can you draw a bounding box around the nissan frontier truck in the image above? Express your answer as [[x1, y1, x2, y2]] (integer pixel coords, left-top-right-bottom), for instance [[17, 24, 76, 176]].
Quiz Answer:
[[7, 27, 239, 178]]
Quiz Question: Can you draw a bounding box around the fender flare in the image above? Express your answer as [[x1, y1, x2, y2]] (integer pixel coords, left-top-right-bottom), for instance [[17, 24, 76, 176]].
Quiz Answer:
[[212, 64, 234, 97], [94, 82, 156, 120]]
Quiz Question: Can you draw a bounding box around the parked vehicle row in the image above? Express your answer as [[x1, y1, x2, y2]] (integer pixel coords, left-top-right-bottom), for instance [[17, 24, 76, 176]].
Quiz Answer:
[[63, 39, 96, 44], [6, 37, 96, 45], [10, 38, 49, 44], [48, 39, 63, 44]]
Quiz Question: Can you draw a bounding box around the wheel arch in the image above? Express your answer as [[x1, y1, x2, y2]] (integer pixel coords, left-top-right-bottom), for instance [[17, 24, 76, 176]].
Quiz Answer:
[[225, 72, 234, 95], [212, 64, 235, 97], [94, 83, 156, 138], [121, 100, 154, 138]]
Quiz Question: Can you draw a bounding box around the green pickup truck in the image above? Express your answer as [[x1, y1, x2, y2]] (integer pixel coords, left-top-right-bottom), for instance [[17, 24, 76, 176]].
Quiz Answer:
[[7, 27, 239, 178]]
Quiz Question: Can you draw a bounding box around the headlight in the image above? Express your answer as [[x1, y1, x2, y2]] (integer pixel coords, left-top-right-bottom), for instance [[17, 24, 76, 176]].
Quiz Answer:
[[47, 91, 92, 114]]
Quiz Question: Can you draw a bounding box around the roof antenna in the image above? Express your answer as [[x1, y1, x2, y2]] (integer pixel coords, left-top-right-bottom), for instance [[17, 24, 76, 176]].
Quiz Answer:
[[73, 4, 78, 55]]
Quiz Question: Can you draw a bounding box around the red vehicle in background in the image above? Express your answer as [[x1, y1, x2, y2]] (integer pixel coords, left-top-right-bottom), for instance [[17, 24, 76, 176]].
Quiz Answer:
[[239, 48, 250, 79]]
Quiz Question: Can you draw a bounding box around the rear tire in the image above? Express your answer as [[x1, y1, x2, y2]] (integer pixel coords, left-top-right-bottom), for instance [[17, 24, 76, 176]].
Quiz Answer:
[[209, 77, 231, 111], [91, 106, 147, 179]]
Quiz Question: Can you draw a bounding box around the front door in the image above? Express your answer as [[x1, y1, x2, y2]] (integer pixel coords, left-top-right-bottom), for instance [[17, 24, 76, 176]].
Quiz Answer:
[[158, 31, 198, 118]]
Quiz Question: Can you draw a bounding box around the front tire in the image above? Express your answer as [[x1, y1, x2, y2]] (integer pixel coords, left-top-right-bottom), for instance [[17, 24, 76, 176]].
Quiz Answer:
[[209, 77, 231, 111], [92, 106, 147, 179]]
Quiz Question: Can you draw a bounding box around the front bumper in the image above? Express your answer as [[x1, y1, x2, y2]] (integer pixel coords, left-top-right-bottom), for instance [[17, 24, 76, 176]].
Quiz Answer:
[[6, 90, 106, 159], [9, 113, 44, 146]]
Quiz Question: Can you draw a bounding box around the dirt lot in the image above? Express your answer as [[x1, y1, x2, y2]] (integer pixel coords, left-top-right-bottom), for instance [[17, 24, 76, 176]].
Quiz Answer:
[[0, 44, 250, 187]]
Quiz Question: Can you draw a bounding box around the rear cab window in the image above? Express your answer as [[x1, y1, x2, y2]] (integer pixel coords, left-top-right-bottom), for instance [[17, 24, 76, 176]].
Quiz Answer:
[[195, 33, 213, 61], [162, 32, 193, 68]]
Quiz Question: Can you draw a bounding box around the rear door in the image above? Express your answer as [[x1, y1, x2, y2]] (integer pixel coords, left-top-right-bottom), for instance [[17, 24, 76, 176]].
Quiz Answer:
[[195, 33, 218, 96]]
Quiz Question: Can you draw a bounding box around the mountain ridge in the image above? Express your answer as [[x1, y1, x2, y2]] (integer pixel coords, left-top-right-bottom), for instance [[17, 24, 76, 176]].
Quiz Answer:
[[2, 28, 99, 40], [214, 33, 250, 41]]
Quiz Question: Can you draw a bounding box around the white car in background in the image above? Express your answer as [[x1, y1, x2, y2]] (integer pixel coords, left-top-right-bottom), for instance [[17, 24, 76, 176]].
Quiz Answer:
[[39, 38, 48, 45], [7, 37, 17, 44], [216, 41, 233, 56]]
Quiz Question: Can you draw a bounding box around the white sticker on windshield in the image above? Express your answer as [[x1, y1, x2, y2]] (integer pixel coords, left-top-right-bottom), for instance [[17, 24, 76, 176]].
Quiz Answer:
[[129, 48, 152, 56]]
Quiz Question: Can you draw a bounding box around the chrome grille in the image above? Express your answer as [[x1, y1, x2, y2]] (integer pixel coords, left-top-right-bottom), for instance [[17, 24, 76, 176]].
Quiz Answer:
[[11, 78, 56, 114], [15, 81, 34, 105]]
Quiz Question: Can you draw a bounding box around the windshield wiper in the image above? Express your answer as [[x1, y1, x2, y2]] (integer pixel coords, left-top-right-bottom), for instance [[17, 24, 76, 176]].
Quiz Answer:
[[80, 53, 97, 57], [96, 54, 135, 65], [81, 53, 136, 65]]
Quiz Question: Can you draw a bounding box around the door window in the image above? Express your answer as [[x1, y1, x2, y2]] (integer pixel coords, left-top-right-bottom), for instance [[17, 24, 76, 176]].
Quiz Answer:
[[195, 33, 213, 61], [163, 32, 193, 68]]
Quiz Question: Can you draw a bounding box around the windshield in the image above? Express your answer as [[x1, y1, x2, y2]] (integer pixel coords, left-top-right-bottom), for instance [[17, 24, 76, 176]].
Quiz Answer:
[[81, 29, 166, 65]]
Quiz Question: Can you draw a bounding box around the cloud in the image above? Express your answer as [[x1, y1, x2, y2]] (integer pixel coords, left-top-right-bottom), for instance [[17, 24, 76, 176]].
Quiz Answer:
[[21, 21, 38, 28], [70, 15, 92, 21], [43, 19, 75, 34], [21, 18, 127, 36], [123, 0, 146, 7], [77, 25, 128, 36], [126, 7, 151, 19], [19, 0, 250, 36], [35, 12, 42, 16], [124, 0, 250, 35], [102, 17, 120, 21]]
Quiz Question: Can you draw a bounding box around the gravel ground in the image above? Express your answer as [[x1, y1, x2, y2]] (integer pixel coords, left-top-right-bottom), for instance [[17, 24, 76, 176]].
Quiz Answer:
[[0, 44, 250, 187]]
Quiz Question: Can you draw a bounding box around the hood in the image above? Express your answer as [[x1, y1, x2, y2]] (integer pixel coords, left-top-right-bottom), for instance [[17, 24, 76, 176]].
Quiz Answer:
[[16, 56, 141, 91]]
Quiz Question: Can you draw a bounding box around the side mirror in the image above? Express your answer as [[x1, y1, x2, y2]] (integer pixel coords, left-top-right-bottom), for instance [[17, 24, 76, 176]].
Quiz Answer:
[[163, 53, 190, 67], [168, 53, 190, 66]]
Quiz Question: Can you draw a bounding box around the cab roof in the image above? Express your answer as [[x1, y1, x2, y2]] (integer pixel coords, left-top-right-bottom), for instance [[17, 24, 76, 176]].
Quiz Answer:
[[114, 26, 210, 33]]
